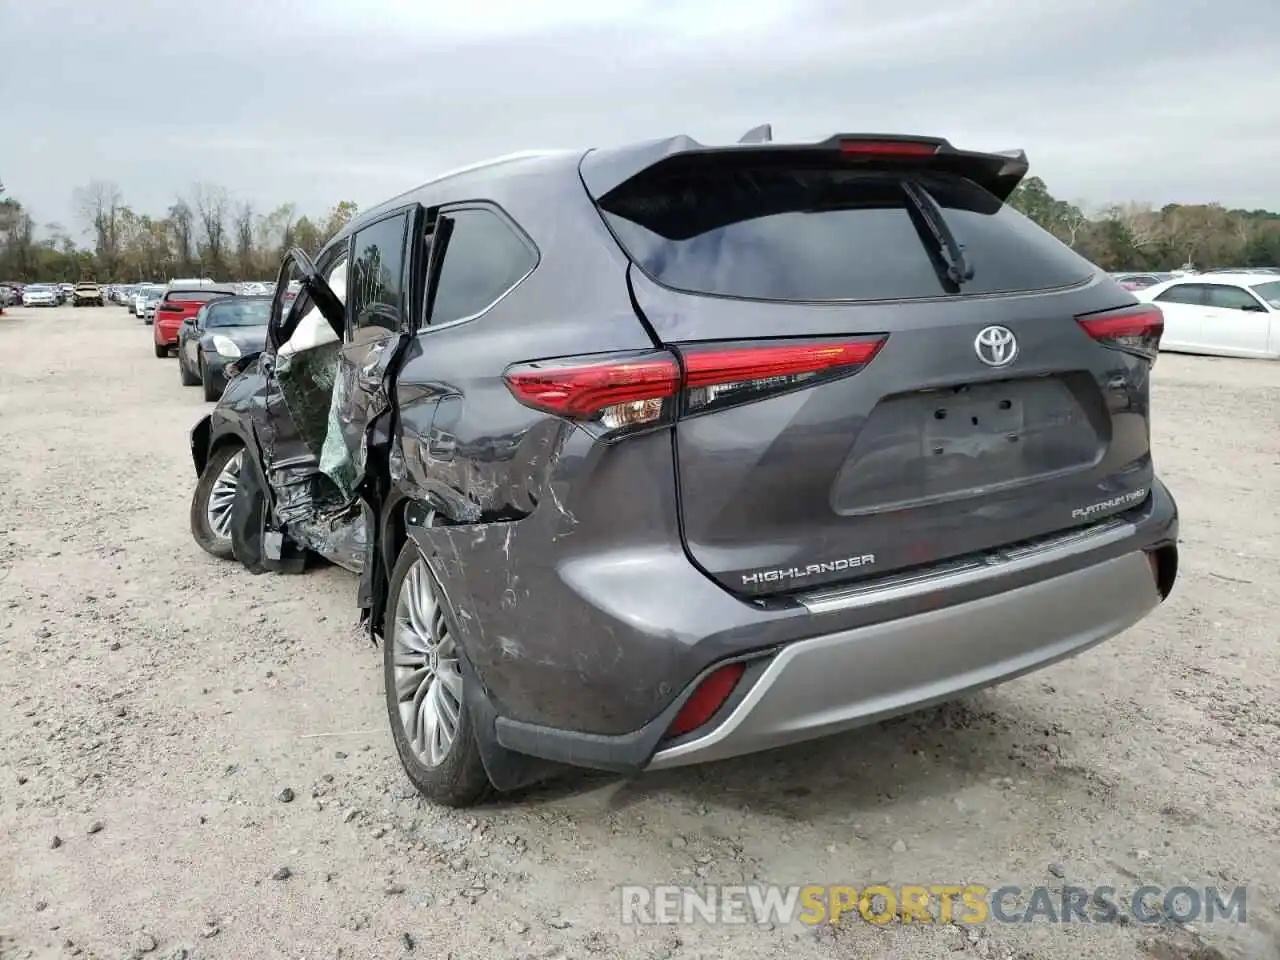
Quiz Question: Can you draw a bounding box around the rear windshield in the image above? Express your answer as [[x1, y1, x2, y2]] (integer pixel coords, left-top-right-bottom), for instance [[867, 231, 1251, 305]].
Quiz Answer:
[[166, 290, 231, 303], [597, 163, 1095, 302], [1251, 281, 1280, 308], [206, 300, 270, 327]]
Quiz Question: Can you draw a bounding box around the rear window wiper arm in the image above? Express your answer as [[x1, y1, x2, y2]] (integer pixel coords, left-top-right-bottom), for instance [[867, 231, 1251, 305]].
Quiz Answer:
[[900, 180, 974, 287]]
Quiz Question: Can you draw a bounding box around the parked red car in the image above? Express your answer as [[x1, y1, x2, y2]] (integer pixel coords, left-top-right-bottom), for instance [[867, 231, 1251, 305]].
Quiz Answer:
[[152, 285, 238, 357]]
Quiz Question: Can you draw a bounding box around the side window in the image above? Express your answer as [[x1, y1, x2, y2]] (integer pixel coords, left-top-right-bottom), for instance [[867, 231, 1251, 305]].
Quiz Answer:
[[278, 250, 349, 357], [1204, 284, 1262, 312], [1154, 284, 1205, 306], [349, 213, 410, 339], [428, 207, 537, 326]]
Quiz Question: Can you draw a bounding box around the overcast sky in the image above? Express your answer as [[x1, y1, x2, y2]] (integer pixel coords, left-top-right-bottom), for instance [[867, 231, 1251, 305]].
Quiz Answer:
[[3, 0, 1278, 236]]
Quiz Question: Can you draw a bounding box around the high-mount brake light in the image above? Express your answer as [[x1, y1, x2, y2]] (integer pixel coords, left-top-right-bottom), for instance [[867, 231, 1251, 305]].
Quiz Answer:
[[1077, 305, 1164, 362], [502, 337, 888, 436], [839, 140, 939, 158]]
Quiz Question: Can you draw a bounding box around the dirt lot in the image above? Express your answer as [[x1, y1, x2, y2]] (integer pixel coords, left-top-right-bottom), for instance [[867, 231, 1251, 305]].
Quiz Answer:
[[0, 304, 1277, 960]]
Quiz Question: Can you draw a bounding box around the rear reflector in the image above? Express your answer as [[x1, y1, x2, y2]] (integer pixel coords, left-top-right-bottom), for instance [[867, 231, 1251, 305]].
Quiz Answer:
[[503, 337, 887, 435], [1078, 305, 1163, 361], [666, 663, 745, 739], [839, 139, 939, 158]]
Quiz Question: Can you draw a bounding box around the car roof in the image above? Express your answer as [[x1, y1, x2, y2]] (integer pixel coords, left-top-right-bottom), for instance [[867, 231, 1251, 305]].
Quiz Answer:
[[168, 283, 238, 294], [328, 131, 1031, 257], [345, 150, 581, 237], [1166, 272, 1275, 286], [208, 294, 270, 305]]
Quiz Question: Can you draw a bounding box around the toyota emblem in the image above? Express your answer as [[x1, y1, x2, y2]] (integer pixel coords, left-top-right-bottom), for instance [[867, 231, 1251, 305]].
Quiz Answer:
[[974, 326, 1018, 367]]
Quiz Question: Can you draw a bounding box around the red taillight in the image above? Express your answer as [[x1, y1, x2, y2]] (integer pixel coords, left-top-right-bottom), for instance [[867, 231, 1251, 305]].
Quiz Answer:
[[502, 337, 887, 436], [682, 340, 884, 388], [839, 139, 939, 158], [502, 352, 680, 425], [666, 663, 745, 739], [682, 338, 886, 416], [1078, 305, 1163, 361]]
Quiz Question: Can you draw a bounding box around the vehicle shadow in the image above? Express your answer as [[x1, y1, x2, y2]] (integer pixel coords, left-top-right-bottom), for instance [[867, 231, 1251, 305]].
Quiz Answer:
[[496, 690, 1080, 823]]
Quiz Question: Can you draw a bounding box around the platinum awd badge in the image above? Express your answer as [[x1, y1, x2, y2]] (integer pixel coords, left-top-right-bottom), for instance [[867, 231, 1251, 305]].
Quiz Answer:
[[1072, 488, 1148, 520], [742, 554, 876, 586]]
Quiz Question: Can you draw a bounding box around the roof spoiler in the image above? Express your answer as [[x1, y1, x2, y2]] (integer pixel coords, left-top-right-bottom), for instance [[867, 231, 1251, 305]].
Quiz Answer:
[[737, 124, 773, 144], [580, 133, 1030, 203]]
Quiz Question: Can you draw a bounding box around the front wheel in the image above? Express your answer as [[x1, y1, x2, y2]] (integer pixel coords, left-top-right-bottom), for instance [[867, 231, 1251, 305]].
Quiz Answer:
[[179, 349, 200, 386], [190, 444, 243, 560], [384, 543, 492, 808]]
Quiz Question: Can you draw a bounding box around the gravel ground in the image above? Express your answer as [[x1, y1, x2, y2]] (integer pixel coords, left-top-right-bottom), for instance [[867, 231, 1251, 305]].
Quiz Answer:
[[1, 305, 1277, 960]]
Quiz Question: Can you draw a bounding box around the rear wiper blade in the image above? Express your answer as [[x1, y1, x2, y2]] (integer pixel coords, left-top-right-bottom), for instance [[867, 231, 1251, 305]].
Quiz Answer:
[[900, 180, 974, 287]]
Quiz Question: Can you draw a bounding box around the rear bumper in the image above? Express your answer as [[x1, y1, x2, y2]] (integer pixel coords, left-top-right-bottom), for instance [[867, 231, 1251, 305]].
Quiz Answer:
[[646, 548, 1158, 770], [155, 320, 181, 345], [419, 450, 1177, 775]]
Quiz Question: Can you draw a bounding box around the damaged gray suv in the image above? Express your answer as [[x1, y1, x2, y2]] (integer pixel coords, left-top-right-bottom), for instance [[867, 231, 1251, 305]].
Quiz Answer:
[[188, 131, 1179, 807]]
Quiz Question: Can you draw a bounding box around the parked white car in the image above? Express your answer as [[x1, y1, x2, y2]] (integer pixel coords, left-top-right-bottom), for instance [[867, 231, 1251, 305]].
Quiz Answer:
[[1137, 273, 1280, 360], [22, 284, 59, 307]]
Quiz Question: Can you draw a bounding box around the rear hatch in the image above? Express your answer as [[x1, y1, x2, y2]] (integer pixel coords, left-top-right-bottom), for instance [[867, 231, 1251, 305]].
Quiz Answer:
[[583, 135, 1161, 597]]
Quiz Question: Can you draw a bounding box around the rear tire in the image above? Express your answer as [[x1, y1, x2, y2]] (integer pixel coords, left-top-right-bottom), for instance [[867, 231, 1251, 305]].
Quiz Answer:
[[153, 342, 167, 358], [190, 443, 244, 560], [384, 542, 492, 808], [179, 350, 200, 386]]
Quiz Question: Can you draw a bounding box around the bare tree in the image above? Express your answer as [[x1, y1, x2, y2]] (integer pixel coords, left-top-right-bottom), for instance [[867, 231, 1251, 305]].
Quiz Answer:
[[192, 183, 231, 277], [72, 180, 124, 276], [1107, 202, 1162, 250], [1061, 199, 1090, 247], [259, 203, 298, 263], [168, 200, 196, 276], [234, 202, 257, 279]]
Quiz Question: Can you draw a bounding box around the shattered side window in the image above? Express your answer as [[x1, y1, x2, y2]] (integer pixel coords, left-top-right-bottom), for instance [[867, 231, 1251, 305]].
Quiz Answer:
[[320, 374, 359, 499], [278, 258, 349, 358], [272, 253, 352, 476]]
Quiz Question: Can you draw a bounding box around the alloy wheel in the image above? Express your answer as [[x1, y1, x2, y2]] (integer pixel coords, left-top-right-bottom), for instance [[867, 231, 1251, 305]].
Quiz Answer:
[[392, 558, 464, 768], [206, 451, 243, 541]]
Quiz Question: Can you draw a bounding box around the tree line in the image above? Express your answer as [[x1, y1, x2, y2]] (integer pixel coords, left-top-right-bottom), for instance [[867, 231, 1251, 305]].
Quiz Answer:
[[0, 178, 357, 283], [1007, 177, 1280, 271], [4, 172, 1279, 283]]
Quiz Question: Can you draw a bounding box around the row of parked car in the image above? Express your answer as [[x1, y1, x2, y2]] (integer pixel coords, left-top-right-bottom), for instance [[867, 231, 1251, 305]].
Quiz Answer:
[[1, 281, 105, 307], [1110, 266, 1280, 291], [146, 278, 295, 400]]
